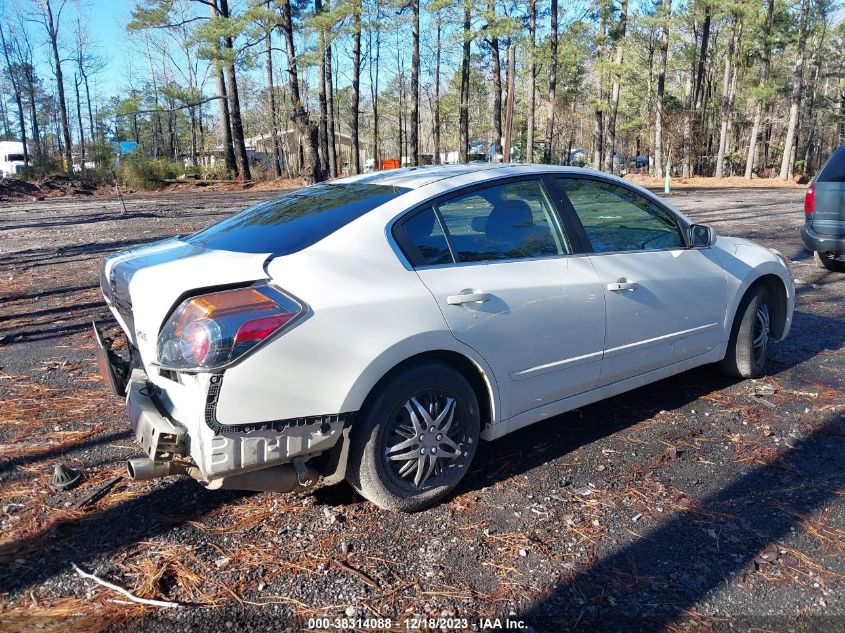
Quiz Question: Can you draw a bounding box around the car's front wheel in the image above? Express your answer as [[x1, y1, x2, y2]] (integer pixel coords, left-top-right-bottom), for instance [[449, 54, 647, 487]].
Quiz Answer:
[[346, 362, 479, 511], [720, 285, 772, 378]]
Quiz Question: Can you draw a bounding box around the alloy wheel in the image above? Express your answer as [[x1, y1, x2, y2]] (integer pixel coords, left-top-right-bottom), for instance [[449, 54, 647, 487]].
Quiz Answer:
[[383, 391, 471, 490], [752, 301, 771, 366]]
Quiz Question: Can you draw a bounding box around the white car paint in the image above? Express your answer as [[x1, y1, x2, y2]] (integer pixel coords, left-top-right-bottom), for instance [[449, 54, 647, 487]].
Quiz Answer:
[[99, 164, 794, 483], [416, 256, 606, 420]]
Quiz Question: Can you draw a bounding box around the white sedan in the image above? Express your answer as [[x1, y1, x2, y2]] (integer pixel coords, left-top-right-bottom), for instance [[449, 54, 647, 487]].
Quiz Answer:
[[94, 165, 793, 511]]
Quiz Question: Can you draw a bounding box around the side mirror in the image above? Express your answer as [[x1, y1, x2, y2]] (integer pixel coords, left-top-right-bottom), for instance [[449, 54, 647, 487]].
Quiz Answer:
[[690, 224, 716, 248]]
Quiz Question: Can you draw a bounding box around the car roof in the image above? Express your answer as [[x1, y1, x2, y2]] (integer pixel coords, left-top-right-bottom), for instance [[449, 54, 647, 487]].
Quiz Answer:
[[331, 163, 606, 190], [329, 163, 690, 226]]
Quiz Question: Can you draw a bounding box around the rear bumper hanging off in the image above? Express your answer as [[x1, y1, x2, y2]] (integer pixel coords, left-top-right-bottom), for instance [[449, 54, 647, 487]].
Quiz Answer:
[[92, 321, 131, 396]]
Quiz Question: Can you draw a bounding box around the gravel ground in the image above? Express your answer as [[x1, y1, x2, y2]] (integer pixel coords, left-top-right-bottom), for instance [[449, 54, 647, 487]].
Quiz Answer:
[[0, 185, 843, 633]]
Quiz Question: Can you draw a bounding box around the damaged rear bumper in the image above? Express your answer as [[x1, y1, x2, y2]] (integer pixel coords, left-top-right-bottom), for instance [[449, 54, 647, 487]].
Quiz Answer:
[[126, 368, 187, 462], [97, 342, 346, 490]]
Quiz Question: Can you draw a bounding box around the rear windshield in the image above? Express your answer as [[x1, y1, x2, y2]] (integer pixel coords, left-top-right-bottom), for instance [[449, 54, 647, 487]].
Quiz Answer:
[[186, 183, 408, 255], [817, 146, 845, 183]]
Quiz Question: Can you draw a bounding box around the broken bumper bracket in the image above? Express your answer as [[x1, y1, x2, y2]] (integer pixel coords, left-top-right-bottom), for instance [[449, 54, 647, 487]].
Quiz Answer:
[[127, 369, 187, 461]]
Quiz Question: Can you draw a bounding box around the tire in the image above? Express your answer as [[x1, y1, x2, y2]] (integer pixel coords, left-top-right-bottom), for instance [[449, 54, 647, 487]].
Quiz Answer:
[[814, 250, 843, 272], [346, 361, 480, 512], [719, 285, 772, 379]]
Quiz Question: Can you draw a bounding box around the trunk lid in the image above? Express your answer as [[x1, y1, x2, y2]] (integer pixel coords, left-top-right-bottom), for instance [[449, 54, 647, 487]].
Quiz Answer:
[[812, 145, 845, 236], [101, 238, 271, 362]]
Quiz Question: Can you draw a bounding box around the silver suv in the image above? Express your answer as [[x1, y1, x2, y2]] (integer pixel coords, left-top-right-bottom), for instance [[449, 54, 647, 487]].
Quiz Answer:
[[802, 144, 845, 271]]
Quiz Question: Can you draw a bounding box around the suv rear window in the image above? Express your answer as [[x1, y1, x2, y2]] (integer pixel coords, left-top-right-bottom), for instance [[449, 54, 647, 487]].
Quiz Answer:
[[186, 183, 408, 255], [817, 146, 845, 183]]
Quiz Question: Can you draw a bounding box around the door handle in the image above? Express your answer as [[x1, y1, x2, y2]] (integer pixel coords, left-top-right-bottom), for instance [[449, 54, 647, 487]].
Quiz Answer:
[[607, 279, 638, 292], [447, 292, 492, 305]]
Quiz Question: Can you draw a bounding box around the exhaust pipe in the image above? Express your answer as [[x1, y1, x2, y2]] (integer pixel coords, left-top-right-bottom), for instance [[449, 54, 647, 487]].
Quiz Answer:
[[127, 456, 319, 493], [205, 462, 319, 493], [126, 457, 184, 481]]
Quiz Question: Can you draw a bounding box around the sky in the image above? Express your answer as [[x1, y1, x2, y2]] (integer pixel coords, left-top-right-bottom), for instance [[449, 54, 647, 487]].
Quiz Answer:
[[86, 0, 134, 94]]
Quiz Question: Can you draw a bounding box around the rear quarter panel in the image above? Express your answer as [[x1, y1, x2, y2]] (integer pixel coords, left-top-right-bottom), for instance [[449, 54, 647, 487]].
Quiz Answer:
[[213, 208, 500, 426]]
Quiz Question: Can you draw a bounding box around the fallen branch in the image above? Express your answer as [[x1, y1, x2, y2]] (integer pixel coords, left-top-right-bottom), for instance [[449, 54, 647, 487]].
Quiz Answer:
[[74, 475, 122, 509], [71, 563, 180, 608], [331, 559, 379, 589]]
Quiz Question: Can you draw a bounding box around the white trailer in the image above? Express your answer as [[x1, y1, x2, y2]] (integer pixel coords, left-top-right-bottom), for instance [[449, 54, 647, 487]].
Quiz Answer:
[[0, 141, 30, 178]]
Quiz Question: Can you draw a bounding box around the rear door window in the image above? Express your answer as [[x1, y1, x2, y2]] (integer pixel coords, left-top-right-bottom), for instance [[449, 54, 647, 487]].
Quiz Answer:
[[816, 146, 845, 183], [187, 183, 408, 255], [399, 208, 454, 266]]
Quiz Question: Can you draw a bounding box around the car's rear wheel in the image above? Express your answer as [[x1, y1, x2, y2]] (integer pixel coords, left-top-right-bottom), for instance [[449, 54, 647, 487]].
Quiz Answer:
[[346, 362, 479, 511], [813, 250, 843, 272], [720, 285, 772, 378]]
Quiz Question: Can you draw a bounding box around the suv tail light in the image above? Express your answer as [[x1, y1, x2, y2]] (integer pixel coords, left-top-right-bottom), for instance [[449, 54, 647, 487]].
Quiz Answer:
[[804, 185, 815, 220], [157, 285, 302, 371]]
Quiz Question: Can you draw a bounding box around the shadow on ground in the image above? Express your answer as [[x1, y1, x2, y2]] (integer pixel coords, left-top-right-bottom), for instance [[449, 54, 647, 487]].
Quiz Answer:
[[518, 412, 845, 632], [0, 480, 248, 596]]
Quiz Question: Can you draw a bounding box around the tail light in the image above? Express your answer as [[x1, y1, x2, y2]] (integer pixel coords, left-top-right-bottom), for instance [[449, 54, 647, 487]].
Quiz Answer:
[[804, 185, 815, 220], [157, 285, 302, 371]]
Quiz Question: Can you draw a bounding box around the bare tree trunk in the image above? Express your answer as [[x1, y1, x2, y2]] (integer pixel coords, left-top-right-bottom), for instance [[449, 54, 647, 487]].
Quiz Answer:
[[315, 0, 329, 175], [260, 0, 282, 178], [144, 41, 164, 157], [715, 20, 736, 179], [53, 103, 62, 155], [654, 0, 670, 176], [678, 58, 691, 177], [526, 0, 536, 163], [43, 0, 72, 172], [779, 0, 810, 180], [801, 23, 827, 176], [280, 0, 320, 183], [0, 22, 28, 166], [325, 30, 337, 176], [433, 8, 441, 165], [745, 0, 773, 179], [694, 2, 711, 110], [593, 8, 608, 169], [410, 0, 420, 165], [27, 84, 41, 158], [487, 0, 502, 162], [219, 0, 251, 181], [216, 66, 237, 173], [0, 96, 11, 141], [368, 0, 381, 168], [16, 23, 42, 159], [543, 0, 558, 163], [351, 0, 361, 173], [839, 85, 845, 144], [458, 0, 471, 163], [604, 0, 628, 173], [82, 71, 93, 149], [503, 41, 515, 162], [397, 30, 403, 162], [265, 7, 282, 178], [74, 74, 85, 161], [210, 2, 236, 174]]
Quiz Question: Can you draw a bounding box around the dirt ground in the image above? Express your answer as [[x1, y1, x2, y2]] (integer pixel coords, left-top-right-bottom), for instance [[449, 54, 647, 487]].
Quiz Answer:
[[0, 185, 843, 633]]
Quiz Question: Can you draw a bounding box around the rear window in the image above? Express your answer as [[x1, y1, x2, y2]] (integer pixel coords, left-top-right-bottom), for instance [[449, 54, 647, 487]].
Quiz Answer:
[[186, 183, 408, 255], [817, 146, 845, 183]]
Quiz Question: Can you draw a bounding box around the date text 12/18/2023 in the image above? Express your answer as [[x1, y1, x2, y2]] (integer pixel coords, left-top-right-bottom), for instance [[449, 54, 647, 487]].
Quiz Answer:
[[306, 616, 529, 630]]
